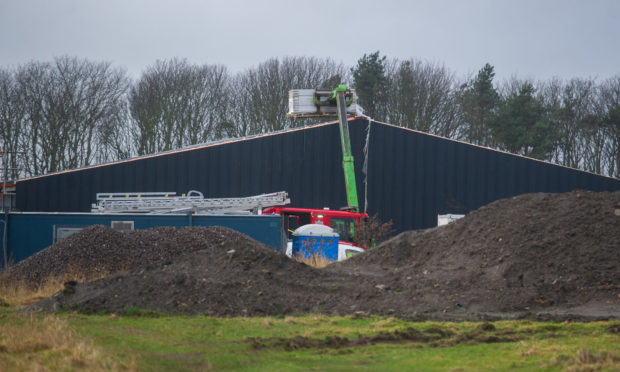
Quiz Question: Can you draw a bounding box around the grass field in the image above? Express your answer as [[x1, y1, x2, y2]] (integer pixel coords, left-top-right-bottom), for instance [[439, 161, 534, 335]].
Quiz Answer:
[[1, 309, 619, 371]]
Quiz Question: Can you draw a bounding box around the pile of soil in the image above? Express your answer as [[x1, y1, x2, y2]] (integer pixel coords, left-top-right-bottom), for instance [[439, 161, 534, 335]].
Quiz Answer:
[[338, 190, 620, 319], [32, 229, 335, 317], [10, 190, 620, 320], [1, 226, 247, 288]]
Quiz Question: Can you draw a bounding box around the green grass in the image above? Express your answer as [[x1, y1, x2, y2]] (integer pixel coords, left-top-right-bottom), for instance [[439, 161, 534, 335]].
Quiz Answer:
[[1, 310, 619, 371]]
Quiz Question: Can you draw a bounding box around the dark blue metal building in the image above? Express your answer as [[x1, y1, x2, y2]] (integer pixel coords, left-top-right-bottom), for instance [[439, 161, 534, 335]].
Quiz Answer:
[[15, 118, 620, 233]]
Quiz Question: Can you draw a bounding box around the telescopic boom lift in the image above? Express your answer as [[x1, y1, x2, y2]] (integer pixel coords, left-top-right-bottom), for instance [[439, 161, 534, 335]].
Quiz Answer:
[[313, 85, 359, 211], [288, 84, 362, 212]]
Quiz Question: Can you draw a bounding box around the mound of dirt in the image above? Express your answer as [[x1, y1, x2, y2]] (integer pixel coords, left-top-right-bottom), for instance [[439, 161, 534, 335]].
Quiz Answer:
[[333, 190, 620, 318], [17, 190, 620, 320], [1, 225, 250, 288], [33, 231, 338, 316]]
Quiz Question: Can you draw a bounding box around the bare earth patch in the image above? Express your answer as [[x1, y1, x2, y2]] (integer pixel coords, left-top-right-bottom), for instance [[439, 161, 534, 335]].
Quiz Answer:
[[2, 191, 618, 321]]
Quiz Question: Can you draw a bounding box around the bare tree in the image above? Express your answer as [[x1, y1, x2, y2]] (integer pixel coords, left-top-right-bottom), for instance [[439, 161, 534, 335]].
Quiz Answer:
[[529, 77, 613, 173], [599, 76, 620, 177], [554, 78, 597, 169], [538, 77, 564, 164], [96, 96, 132, 162], [386, 59, 459, 137], [129, 59, 230, 155], [0, 68, 25, 179], [15, 61, 48, 176], [228, 56, 350, 137], [14, 57, 129, 176]]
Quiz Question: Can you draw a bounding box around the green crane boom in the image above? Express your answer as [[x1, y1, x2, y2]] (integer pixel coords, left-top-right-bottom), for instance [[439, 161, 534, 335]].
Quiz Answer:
[[333, 85, 359, 212], [293, 84, 361, 212]]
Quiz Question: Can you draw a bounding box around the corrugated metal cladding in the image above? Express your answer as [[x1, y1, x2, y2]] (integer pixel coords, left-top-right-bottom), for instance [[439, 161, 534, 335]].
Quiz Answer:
[[16, 119, 620, 233]]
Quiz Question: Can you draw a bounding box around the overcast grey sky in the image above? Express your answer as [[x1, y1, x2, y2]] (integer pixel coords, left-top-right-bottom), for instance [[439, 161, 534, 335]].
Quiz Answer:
[[1, 0, 619, 82]]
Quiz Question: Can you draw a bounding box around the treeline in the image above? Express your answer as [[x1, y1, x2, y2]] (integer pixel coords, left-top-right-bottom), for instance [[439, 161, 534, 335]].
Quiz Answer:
[[1, 53, 619, 179]]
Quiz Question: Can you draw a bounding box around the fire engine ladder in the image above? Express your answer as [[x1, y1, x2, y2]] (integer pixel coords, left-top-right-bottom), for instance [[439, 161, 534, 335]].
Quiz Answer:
[[91, 190, 290, 214]]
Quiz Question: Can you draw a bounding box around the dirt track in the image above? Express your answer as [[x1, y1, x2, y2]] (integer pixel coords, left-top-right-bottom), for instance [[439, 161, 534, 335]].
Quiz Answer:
[[6, 190, 620, 320]]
